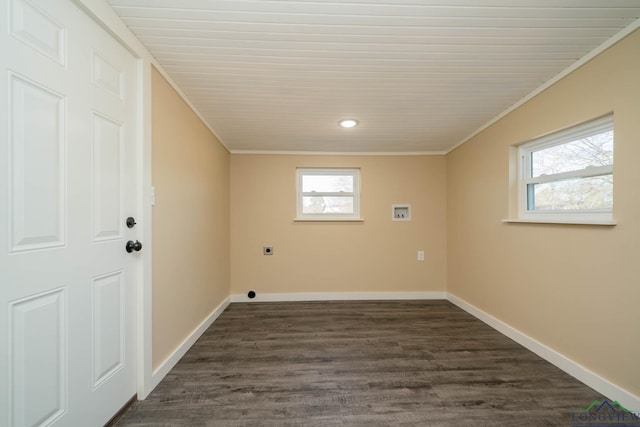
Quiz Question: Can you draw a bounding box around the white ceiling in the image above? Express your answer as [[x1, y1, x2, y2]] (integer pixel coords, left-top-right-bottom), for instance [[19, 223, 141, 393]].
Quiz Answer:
[[108, 0, 640, 153]]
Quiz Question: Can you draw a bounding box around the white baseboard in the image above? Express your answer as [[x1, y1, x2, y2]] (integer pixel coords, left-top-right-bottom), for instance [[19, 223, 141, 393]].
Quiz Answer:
[[230, 291, 447, 303], [149, 296, 231, 391], [447, 293, 640, 411]]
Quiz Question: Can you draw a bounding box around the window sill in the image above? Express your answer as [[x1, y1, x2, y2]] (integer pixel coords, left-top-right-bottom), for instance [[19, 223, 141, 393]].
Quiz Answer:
[[502, 218, 617, 226], [294, 218, 365, 222]]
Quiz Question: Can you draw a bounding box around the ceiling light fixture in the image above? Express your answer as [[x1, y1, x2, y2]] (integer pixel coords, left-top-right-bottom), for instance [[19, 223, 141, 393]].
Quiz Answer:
[[339, 119, 358, 128]]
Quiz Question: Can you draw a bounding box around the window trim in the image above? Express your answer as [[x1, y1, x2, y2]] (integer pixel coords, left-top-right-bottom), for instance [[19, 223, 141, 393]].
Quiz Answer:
[[515, 115, 615, 224], [295, 168, 361, 221]]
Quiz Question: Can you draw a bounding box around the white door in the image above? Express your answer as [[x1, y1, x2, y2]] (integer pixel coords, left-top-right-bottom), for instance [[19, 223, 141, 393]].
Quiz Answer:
[[0, 0, 139, 425]]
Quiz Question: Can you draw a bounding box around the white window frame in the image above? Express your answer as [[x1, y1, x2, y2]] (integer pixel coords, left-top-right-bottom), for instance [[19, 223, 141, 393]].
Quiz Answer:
[[517, 115, 614, 224], [295, 168, 361, 221]]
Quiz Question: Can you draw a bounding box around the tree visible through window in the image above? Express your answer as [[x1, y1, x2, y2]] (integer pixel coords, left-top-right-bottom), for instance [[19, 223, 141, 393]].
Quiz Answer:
[[296, 169, 360, 220], [518, 115, 613, 221]]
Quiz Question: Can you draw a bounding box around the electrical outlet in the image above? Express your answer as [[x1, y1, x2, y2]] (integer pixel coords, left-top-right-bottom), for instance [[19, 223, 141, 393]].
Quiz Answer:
[[417, 251, 424, 261]]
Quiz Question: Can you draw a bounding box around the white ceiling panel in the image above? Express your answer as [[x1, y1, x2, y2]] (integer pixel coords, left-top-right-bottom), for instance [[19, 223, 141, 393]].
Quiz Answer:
[[109, 0, 640, 153]]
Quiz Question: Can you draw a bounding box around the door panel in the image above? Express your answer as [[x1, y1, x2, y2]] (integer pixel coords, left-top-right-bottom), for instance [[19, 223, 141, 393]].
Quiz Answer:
[[9, 74, 66, 252], [91, 271, 125, 389], [9, 289, 66, 426], [1, 0, 139, 425], [91, 112, 124, 242], [8, 0, 65, 65], [92, 51, 124, 100]]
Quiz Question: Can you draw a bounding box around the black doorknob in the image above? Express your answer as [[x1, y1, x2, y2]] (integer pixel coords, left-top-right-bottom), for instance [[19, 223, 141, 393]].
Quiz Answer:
[[126, 240, 142, 253]]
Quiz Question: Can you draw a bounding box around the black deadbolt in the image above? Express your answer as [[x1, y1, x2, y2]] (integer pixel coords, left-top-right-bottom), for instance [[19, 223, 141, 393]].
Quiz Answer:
[[126, 240, 142, 253], [126, 217, 137, 228]]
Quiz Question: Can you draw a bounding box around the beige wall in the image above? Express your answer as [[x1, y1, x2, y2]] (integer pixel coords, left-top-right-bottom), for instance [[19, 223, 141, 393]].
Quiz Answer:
[[447, 30, 640, 397], [230, 155, 447, 295], [151, 67, 230, 370]]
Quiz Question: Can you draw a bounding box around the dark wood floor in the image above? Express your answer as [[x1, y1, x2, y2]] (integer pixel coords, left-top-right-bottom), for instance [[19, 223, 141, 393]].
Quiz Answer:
[[116, 300, 603, 426]]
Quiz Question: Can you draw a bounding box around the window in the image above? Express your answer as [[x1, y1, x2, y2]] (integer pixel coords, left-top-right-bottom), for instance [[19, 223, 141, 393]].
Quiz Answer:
[[517, 115, 614, 223], [296, 168, 361, 221]]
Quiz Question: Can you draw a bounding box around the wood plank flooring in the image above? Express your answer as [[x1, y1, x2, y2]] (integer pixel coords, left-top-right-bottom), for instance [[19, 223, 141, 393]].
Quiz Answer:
[[116, 300, 603, 426]]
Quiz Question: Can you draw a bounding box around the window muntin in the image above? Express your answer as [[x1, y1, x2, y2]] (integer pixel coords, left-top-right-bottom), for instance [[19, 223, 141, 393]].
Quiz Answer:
[[518, 115, 613, 220], [296, 169, 360, 220]]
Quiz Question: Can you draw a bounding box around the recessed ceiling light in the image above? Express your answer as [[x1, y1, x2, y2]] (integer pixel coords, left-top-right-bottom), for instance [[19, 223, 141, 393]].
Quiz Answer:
[[339, 119, 358, 128]]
